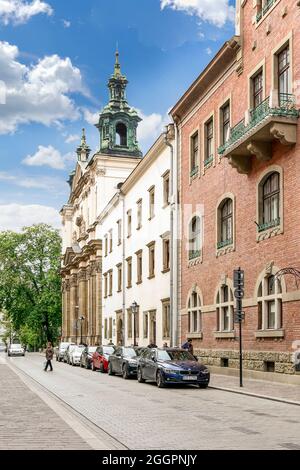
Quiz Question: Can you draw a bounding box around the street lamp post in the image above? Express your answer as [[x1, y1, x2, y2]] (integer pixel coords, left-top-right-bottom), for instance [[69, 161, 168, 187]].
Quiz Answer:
[[75, 306, 79, 343], [131, 301, 139, 347]]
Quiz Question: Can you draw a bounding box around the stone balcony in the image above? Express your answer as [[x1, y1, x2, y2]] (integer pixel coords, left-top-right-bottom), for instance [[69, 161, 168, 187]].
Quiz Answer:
[[218, 93, 299, 174]]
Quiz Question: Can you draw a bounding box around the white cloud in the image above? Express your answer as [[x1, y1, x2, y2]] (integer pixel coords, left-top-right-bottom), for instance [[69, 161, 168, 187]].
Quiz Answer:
[[206, 47, 212, 55], [0, 170, 68, 193], [62, 19, 71, 28], [65, 133, 80, 144], [0, 40, 87, 134], [23, 145, 64, 169], [0, 0, 53, 25], [160, 0, 235, 27], [137, 110, 168, 143], [83, 108, 99, 126], [0, 203, 60, 231]]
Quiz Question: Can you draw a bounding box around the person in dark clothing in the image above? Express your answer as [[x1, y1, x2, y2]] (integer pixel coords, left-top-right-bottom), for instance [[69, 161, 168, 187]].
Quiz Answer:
[[147, 343, 157, 348], [181, 338, 193, 354], [44, 342, 54, 371]]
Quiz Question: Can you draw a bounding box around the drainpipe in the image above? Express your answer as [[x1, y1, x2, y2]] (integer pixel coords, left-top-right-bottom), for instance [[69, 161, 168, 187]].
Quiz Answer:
[[119, 189, 126, 346], [164, 124, 175, 347]]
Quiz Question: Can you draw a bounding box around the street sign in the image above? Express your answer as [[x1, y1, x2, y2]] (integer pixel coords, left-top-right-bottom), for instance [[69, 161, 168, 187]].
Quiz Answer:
[[234, 268, 244, 288], [234, 288, 244, 299], [234, 311, 245, 323]]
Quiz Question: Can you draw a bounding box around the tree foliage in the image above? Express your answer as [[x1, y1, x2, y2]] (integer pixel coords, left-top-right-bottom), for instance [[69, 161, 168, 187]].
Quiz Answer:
[[0, 224, 62, 348]]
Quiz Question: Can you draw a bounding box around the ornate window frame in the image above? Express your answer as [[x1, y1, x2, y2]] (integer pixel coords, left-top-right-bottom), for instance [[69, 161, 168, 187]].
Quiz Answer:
[[214, 278, 235, 339], [186, 286, 203, 339], [216, 192, 235, 257]]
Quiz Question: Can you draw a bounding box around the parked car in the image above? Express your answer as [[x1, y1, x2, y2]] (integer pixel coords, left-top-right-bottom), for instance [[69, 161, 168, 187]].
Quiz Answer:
[[63, 344, 77, 364], [7, 343, 25, 357], [137, 348, 210, 388], [80, 346, 97, 369], [91, 345, 115, 372], [69, 345, 85, 366], [56, 342, 74, 362], [108, 346, 144, 379]]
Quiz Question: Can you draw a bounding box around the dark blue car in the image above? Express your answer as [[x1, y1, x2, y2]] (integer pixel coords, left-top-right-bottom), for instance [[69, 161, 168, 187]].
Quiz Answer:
[[137, 348, 210, 388]]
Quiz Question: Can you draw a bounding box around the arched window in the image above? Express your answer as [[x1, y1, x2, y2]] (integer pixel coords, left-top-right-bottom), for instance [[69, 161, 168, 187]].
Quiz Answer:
[[259, 172, 280, 231], [116, 122, 127, 146], [189, 216, 201, 260], [187, 291, 202, 333], [257, 274, 282, 330], [216, 283, 234, 332]]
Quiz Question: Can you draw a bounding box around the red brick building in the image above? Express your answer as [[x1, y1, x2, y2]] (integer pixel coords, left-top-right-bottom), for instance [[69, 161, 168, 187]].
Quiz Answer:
[[171, 0, 300, 377]]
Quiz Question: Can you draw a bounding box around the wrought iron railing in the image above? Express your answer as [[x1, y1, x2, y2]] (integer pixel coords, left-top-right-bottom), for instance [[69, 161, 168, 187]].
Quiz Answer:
[[189, 250, 201, 260], [256, 0, 276, 22], [258, 217, 280, 233], [217, 238, 233, 250], [190, 165, 199, 178], [204, 155, 214, 167], [218, 94, 299, 155]]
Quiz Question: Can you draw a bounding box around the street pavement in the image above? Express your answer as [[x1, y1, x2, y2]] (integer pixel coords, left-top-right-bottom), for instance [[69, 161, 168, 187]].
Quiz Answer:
[[3, 353, 300, 450]]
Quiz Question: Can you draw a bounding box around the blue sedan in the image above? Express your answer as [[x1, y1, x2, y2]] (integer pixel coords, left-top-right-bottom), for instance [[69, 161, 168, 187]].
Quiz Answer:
[[137, 348, 210, 388]]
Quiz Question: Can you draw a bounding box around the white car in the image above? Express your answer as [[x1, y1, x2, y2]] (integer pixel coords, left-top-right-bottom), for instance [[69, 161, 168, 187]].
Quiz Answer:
[[70, 345, 85, 366], [7, 343, 25, 357]]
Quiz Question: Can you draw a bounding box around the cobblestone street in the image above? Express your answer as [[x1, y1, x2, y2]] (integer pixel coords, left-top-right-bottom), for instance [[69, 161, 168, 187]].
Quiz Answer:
[[2, 353, 300, 450]]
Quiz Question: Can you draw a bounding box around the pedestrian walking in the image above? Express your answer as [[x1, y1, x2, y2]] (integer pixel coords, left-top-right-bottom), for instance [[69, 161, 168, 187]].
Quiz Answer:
[[181, 338, 193, 354], [44, 341, 54, 372]]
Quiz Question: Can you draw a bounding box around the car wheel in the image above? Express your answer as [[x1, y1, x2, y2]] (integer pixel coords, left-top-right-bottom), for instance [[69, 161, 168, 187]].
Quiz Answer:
[[156, 370, 165, 388], [137, 367, 145, 383], [108, 362, 115, 375], [198, 384, 208, 389], [122, 364, 130, 380], [100, 362, 105, 373]]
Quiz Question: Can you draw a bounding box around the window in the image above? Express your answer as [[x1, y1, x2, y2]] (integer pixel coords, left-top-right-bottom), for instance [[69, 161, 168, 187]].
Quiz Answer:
[[259, 172, 280, 231], [163, 171, 170, 205], [187, 291, 201, 333], [221, 102, 230, 145], [117, 263, 122, 292], [127, 310, 132, 338], [104, 319, 108, 339], [147, 241, 155, 278], [189, 216, 201, 260], [137, 199, 142, 230], [116, 122, 127, 146], [190, 132, 199, 176], [252, 70, 263, 108], [103, 273, 108, 298], [104, 235, 108, 257], [108, 270, 113, 296], [108, 317, 113, 340], [162, 237, 170, 272], [278, 45, 290, 97], [216, 284, 234, 332], [127, 210, 132, 238], [148, 186, 155, 219], [218, 199, 233, 249], [162, 299, 170, 339], [126, 257, 132, 288], [109, 229, 113, 253], [136, 250, 143, 284], [204, 118, 214, 166], [117, 220, 122, 246], [257, 274, 282, 330], [143, 312, 149, 339]]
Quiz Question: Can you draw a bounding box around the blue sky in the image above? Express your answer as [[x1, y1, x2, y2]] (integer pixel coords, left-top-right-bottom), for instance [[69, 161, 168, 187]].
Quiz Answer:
[[0, 0, 235, 230]]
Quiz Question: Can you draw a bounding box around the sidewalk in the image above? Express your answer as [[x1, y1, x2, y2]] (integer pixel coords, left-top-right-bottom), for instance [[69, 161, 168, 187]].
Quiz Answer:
[[210, 373, 300, 405], [0, 362, 92, 450]]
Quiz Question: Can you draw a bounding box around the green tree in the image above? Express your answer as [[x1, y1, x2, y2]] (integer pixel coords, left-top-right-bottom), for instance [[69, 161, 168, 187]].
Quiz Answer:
[[0, 224, 62, 347]]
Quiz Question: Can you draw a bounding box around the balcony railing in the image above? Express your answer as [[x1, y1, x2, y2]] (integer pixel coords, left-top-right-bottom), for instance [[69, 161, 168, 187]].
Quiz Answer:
[[204, 155, 214, 167], [257, 218, 280, 233], [218, 94, 299, 156], [217, 238, 233, 250], [256, 0, 277, 23], [189, 250, 201, 260], [190, 165, 199, 178]]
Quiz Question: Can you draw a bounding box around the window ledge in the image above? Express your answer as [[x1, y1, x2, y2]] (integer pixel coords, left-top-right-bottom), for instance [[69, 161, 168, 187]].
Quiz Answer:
[[161, 268, 170, 274], [187, 332, 203, 339], [255, 329, 285, 338], [126, 285, 132, 289], [136, 280, 143, 285], [214, 331, 235, 339], [216, 243, 235, 257], [188, 256, 202, 267], [257, 224, 283, 242], [147, 274, 155, 280]]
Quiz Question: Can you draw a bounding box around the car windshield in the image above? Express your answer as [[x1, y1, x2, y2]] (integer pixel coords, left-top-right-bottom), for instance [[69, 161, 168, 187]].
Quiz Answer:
[[103, 346, 114, 355], [123, 348, 137, 358], [11, 344, 22, 349], [60, 343, 69, 348], [75, 346, 85, 351], [157, 350, 196, 362], [88, 347, 97, 353]]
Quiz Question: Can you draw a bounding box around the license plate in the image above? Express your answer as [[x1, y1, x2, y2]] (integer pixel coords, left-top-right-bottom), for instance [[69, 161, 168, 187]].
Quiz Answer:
[[183, 375, 198, 381]]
